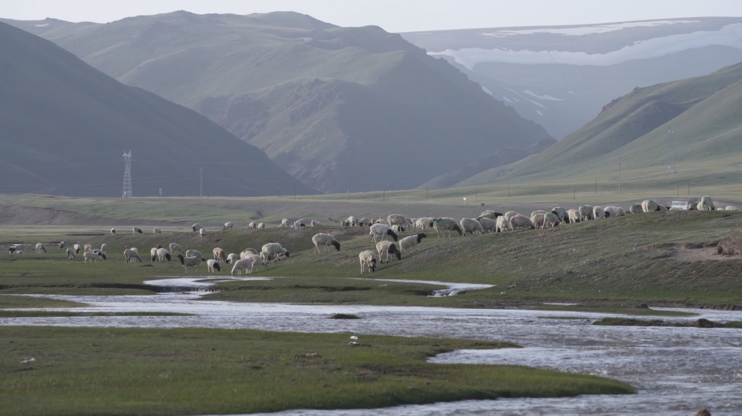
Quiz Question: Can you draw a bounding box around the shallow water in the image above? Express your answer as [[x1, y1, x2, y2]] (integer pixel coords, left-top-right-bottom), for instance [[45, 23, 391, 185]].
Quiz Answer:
[[2, 288, 741, 415]]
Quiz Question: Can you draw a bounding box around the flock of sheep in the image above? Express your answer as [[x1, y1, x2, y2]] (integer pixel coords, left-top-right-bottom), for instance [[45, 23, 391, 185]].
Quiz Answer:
[[6, 195, 736, 276]]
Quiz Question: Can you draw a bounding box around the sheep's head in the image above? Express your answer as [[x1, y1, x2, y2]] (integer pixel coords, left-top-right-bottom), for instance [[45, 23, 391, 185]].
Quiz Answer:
[[332, 241, 341, 251]]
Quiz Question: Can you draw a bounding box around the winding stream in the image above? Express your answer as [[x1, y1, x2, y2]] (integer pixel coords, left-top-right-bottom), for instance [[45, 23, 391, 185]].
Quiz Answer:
[[2, 277, 741, 415]]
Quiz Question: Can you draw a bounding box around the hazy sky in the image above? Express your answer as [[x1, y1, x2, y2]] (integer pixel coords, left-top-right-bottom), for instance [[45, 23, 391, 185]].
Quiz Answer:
[[2, 0, 742, 32]]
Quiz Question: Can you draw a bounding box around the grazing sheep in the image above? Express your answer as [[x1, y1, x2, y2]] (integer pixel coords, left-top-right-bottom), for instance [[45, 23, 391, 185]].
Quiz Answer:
[[207, 259, 221, 273], [84, 244, 93, 253], [177, 254, 202, 273], [726, 206, 740, 211], [35, 243, 47, 254], [432, 218, 463, 239], [124, 249, 142, 263], [551, 207, 569, 224], [509, 214, 535, 230], [191, 223, 202, 232], [698, 195, 715, 211], [153, 228, 161, 234], [415, 217, 434, 229], [376, 241, 401, 263], [226, 253, 238, 264], [357, 218, 371, 227], [230, 258, 253, 275], [223, 222, 234, 230], [293, 219, 306, 229], [310, 220, 322, 227], [503, 211, 519, 223], [391, 224, 405, 233], [613, 207, 626, 216], [156, 248, 171, 262], [84, 251, 106, 262], [248, 222, 257, 229], [8, 245, 23, 254], [257, 223, 265, 229], [604, 206, 615, 218], [133, 227, 143, 234], [399, 233, 426, 254], [578, 205, 594, 221], [593, 206, 605, 219], [58, 241, 67, 249], [199, 228, 206, 237], [169, 243, 185, 256], [369, 224, 398, 243], [496, 216, 510, 232], [629, 203, 643, 214], [530, 210, 547, 218], [387, 214, 408, 231], [240, 248, 258, 258], [373, 219, 388, 225], [567, 209, 581, 223], [130, 247, 139, 254], [100, 243, 108, 254], [261, 243, 290, 263], [279, 218, 290, 228], [543, 212, 560, 229], [73, 244, 81, 254], [460, 218, 483, 236], [312, 233, 341, 253], [530, 213, 546, 229], [242, 253, 268, 271], [479, 218, 497, 233], [150, 247, 159, 262], [66, 248, 75, 259], [186, 250, 205, 261], [212, 247, 227, 263], [642, 200, 659, 213], [110, 228, 116, 235], [478, 210, 504, 220], [358, 250, 377, 274]]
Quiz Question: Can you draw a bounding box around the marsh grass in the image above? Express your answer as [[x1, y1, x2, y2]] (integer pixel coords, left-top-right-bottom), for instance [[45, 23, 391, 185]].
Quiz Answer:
[[0, 327, 633, 416]]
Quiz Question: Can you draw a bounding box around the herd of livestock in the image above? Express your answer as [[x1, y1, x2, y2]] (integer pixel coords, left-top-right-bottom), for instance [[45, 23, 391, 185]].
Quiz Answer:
[[4, 195, 737, 275]]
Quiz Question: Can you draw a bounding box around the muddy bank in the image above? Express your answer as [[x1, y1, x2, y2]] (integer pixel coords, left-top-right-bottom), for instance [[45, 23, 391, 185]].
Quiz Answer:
[[594, 317, 742, 328]]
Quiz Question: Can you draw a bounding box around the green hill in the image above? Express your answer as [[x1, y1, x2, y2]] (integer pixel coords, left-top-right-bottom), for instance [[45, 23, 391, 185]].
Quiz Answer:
[[3, 12, 551, 193], [0, 21, 314, 197], [471, 62, 742, 191]]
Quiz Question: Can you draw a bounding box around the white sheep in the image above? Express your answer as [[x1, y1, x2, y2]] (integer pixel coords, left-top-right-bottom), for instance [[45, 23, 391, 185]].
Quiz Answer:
[[248, 222, 257, 229], [156, 248, 171, 262], [432, 218, 463, 239], [150, 247, 159, 262], [391, 225, 405, 233], [293, 219, 306, 229], [261, 243, 289, 263], [460, 218, 483, 236], [110, 228, 116, 235], [496, 216, 510, 232], [358, 250, 377, 273], [169, 243, 185, 256], [177, 254, 202, 273], [133, 227, 142, 234], [415, 218, 433, 229], [212, 247, 227, 263], [387, 214, 408, 231], [312, 233, 341, 253], [530, 210, 547, 219], [503, 211, 519, 223], [593, 206, 605, 219], [84, 251, 106, 262], [543, 212, 560, 229], [567, 209, 581, 223], [58, 241, 67, 249], [479, 218, 497, 233], [578, 205, 594, 221], [603, 206, 615, 218], [124, 249, 142, 263], [726, 206, 740, 211], [357, 218, 370, 227], [199, 228, 206, 237], [66, 248, 75, 259], [192, 223, 202, 232], [230, 258, 253, 275], [100, 243, 108, 254], [207, 259, 221, 273], [551, 207, 569, 223], [226, 253, 238, 264], [84, 244, 93, 253], [153, 228, 161, 234], [73, 244, 81, 254], [642, 200, 659, 213], [698, 196, 715, 210], [257, 223, 265, 229], [629, 203, 643, 214], [242, 253, 268, 271], [310, 220, 322, 227], [376, 241, 401, 263], [530, 213, 545, 229], [478, 210, 504, 220], [186, 250, 205, 260], [223, 222, 234, 230], [240, 248, 258, 259], [369, 223, 398, 243], [399, 233, 426, 254], [35, 243, 47, 254], [510, 214, 535, 230], [279, 218, 290, 228]]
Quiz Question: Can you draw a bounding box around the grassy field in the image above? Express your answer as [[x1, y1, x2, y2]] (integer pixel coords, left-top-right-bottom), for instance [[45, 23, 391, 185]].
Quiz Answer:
[[0, 327, 633, 416]]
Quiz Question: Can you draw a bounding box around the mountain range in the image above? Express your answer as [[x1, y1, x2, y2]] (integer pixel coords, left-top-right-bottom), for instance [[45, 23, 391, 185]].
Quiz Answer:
[[2, 12, 552, 193], [0, 21, 313, 197]]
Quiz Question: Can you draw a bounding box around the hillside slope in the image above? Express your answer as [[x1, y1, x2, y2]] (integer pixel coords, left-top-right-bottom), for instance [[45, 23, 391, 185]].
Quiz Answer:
[[3, 12, 551, 193], [0, 21, 313, 197], [482, 62, 742, 188]]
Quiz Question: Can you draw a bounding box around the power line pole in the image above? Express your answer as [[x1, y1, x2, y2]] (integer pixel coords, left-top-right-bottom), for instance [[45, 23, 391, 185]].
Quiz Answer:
[[199, 167, 203, 200], [122, 150, 133, 198]]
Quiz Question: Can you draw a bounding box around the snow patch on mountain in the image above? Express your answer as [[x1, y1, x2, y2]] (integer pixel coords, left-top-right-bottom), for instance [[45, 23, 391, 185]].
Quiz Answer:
[[481, 20, 699, 38], [523, 90, 564, 101]]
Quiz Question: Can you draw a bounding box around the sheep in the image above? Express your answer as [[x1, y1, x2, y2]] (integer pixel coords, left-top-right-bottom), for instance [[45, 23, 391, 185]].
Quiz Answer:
[[150, 247, 159, 262], [35, 243, 47, 254], [230, 258, 253, 275], [212, 248, 227, 263], [642, 200, 659, 213], [310, 220, 322, 227], [248, 222, 257, 229], [509, 214, 535, 230], [604, 206, 615, 218], [293, 219, 306, 229], [369, 223, 398, 243], [726, 206, 740, 211], [156, 248, 171, 262], [373, 219, 388, 225], [207, 259, 221, 273], [191, 223, 202, 232], [129, 247, 139, 254], [432, 218, 463, 239], [242, 253, 268, 271], [698, 196, 715, 211], [257, 223, 265, 229], [8, 245, 24, 254], [415, 217, 434, 229], [391, 224, 405, 233], [58, 241, 67, 249], [479, 218, 497, 233], [613, 207, 626, 217], [530, 210, 547, 219], [387, 214, 408, 231], [124, 249, 142, 263], [133, 227, 142, 234], [223, 222, 234, 230], [261, 243, 290, 263], [593, 206, 605, 219], [551, 207, 569, 224], [503, 211, 519, 223], [478, 210, 504, 220], [543, 212, 560, 229], [358, 250, 377, 273], [357, 218, 370, 227], [153, 228, 161, 234], [240, 248, 258, 258], [279, 218, 290, 228], [496, 216, 510, 232], [199, 228, 206, 237], [629, 203, 643, 214], [84, 251, 106, 262], [578, 205, 594, 221], [177, 254, 202, 273], [460, 218, 483, 236], [341, 216, 358, 227], [376, 241, 401, 263], [73, 244, 81, 254], [567, 209, 581, 223], [226, 253, 239, 264], [186, 250, 205, 261], [100, 243, 108, 254], [399, 233, 426, 254], [530, 213, 546, 229], [169, 243, 185, 256], [110, 228, 116, 235], [312, 233, 341, 253], [66, 248, 75, 259], [84, 244, 93, 253]]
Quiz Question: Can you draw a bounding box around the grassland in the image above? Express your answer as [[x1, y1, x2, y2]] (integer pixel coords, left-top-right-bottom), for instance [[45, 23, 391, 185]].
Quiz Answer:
[[0, 327, 633, 416]]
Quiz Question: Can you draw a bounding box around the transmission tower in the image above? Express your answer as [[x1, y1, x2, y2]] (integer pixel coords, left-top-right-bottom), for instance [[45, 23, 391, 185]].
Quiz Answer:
[[666, 126, 676, 175], [122, 150, 133, 198]]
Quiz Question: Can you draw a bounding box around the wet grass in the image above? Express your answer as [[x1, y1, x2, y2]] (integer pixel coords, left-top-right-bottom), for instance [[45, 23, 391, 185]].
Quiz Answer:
[[0, 295, 87, 309], [0, 311, 193, 318], [0, 326, 634, 416]]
